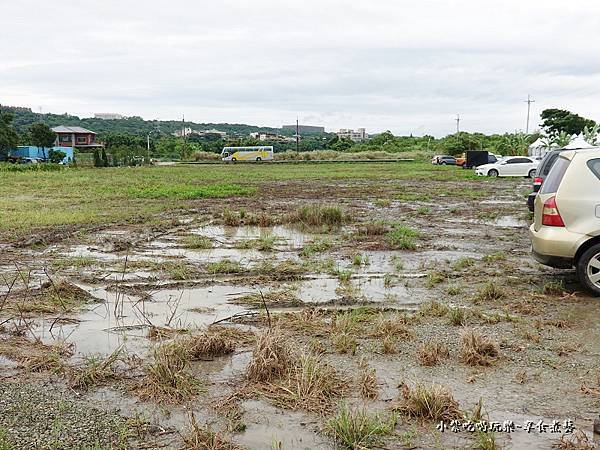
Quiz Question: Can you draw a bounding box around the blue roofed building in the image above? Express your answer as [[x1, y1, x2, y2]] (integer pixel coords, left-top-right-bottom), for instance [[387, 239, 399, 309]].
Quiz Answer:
[[10, 146, 74, 164]]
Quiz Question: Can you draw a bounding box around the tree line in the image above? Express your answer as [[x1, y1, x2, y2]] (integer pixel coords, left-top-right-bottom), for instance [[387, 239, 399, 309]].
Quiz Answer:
[[0, 107, 597, 164]]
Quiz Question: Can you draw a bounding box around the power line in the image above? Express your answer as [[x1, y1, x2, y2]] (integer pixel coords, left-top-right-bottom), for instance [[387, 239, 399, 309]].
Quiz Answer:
[[524, 95, 535, 134]]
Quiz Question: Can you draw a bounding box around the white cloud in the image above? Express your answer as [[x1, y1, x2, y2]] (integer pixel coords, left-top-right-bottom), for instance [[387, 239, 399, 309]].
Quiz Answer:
[[1, 0, 600, 135]]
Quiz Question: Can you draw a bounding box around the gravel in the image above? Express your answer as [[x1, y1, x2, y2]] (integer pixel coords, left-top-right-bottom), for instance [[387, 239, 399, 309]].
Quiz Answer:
[[0, 382, 131, 449]]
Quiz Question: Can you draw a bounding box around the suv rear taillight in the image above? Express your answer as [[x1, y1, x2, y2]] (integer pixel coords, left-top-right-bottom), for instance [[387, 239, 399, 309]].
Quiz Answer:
[[542, 196, 565, 227], [533, 177, 543, 186]]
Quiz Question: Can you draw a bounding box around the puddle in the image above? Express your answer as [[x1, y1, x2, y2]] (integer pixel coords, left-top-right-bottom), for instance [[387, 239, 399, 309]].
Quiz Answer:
[[296, 275, 410, 304], [190, 225, 312, 250], [237, 400, 330, 450], [490, 215, 529, 228], [446, 216, 529, 229], [141, 246, 264, 265], [480, 199, 522, 205], [30, 284, 251, 357]]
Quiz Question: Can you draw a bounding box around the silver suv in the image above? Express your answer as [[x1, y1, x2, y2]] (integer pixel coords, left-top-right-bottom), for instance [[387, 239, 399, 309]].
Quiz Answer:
[[529, 148, 600, 295]]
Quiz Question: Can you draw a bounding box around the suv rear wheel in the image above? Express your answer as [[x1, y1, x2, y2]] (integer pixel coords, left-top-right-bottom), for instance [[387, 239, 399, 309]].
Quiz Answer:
[[577, 243, 600, 296]]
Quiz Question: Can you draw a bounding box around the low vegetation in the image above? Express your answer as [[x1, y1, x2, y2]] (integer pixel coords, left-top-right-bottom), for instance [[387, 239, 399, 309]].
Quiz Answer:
[[459, 329, 500, 366], [417, 341, 450, 366], [137, 343, 202, 404], [393, 382, 462, 421], [326, 404, 396, 450], [385, 225, 420, 250], [291, 204, 346, 228]]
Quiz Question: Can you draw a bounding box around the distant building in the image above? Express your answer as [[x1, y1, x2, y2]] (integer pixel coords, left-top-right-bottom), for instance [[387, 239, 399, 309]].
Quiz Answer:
[[173, 128, 228, 138], [10, 146, 73, 164], [94, 113, 123, 120], [337, 128, 368, 142], [52, 126, 104, 148], [250, 132, 280, 141], [282, 124, 325, 134]]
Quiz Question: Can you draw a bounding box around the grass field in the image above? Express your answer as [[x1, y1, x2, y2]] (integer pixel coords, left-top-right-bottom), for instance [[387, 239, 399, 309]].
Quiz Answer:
[[0, 162, 482, 242], [1, 160, 598, 449]]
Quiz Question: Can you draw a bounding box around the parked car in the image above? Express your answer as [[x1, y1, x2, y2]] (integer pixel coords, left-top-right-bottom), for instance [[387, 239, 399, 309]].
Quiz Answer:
[[475, 156, 539, 178], [19, 157, 42, 164], [529, 148, 600, 295], [526, 150, 564, 212], [459, 151, 498, 169], [434, 155, 457, 165]]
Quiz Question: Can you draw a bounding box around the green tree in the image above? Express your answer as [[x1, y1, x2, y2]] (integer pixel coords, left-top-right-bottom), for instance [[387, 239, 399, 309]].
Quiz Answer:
[[368, 131, 395, 146], [29, 123, 56, 160], [0, 113, 19, 161], [582, 124, 600, 146], [101, 147, 109, 166], [48, 149, 67, 164], [540, 109, 596, 137], [93, 148, 102, 167], [441, 132, 481, 156]]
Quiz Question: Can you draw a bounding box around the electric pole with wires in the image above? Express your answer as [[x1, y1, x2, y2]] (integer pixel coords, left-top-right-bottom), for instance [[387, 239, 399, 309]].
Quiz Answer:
[[296, 117, 299, 153], [524, 95, 535, 134]]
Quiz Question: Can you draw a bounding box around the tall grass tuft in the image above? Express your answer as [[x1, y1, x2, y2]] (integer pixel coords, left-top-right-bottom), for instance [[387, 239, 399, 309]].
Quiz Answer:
[[293, 204, 346, 228], [326, 404, 396, 450]]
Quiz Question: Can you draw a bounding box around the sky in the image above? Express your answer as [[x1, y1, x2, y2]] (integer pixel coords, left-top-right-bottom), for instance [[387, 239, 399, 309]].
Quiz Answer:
[[1, 0, 600, 136]]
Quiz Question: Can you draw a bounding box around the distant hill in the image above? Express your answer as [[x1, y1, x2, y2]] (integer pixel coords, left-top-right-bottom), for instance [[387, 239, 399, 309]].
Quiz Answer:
[[1, 106, 288, 137]]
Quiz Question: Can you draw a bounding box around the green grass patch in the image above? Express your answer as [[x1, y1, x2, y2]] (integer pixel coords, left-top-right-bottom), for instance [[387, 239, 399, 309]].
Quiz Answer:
[[206, 259, 244, 274], [386, 225, 420, 250], [181, 235, 213, 249], [127, 183, 255, 199], [326, 404, 397, 449]]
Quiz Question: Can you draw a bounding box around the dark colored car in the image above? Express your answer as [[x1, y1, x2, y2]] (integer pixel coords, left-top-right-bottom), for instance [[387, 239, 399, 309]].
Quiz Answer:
[[526, 150, 563, 212], [437, 155, 457, 165]]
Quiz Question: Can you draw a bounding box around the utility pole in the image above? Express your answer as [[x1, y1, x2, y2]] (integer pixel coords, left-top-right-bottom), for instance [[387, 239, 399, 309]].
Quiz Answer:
[[524, 95, 535, 134], [455, 114, 460, 133], [182, 114, 188, 159], [296, 116, 299, 153]]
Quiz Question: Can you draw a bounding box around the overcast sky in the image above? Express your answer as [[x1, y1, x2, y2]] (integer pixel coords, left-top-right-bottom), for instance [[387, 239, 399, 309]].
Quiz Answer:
[[1, 0, 600, 136]]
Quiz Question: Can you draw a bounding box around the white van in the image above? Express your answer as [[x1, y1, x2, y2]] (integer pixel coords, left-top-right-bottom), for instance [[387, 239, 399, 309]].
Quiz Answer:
[[221, 146, 274, 162]]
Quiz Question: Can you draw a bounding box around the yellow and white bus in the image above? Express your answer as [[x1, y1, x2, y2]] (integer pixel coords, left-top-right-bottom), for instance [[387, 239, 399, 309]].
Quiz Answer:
[[221, 146, 274, 162]]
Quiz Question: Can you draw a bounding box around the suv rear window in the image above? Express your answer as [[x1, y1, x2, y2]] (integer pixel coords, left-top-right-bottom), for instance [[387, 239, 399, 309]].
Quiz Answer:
[[540, 157, 570, 194], [541, 152, 560, 176], [588, 158, 600, 180]]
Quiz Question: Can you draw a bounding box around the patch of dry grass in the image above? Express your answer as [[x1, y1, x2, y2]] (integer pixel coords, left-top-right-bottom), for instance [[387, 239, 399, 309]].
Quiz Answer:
[[459, 329, 500, 366], [381, 335, 398, 354], [69, 346, 123, 389], [358, 360, 378, 400], [183, 414, 244, 450], [371, 313, 414, 339], [0, 335, 71, 373], [326, 404, 396, 450], [475, 282, 507, 303], [552, 429, 596, 449], [246, 329, 346, 413], [417, 341, 450, 366], [245, 330, 295, 383], [332, 332, 358, 354], [6, 280, 100, 315], [291, 204, 346, 228], [262, 352, 346, 413], [138, 342, 202, 404], [230, 290, 302, 308], [392, 382, 462, 421], [418, 300, 449, 317]]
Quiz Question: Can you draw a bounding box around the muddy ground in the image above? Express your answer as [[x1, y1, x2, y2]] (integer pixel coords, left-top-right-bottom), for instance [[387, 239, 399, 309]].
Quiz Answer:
[[0, 171, 599, 450]]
